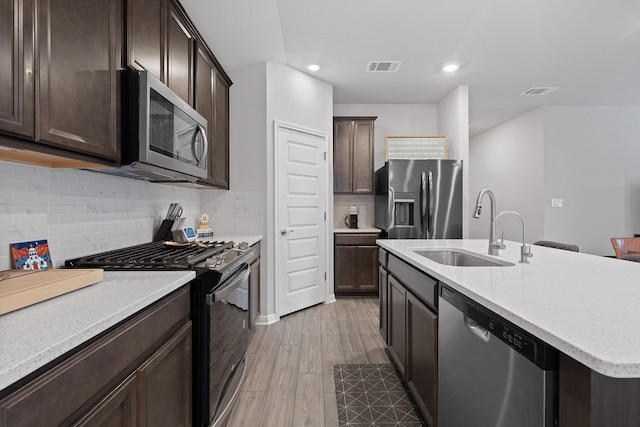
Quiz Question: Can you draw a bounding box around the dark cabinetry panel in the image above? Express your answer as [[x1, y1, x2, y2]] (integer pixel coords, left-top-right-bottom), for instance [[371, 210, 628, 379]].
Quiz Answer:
[[72, 374, 137, 427], [406, 293, 438, 427], [194, 44, 230, 189], [0, 0, 34, 138], [388, 275, 407, 376], [333, 117, 376, 194], [334, 233, 379, 295], [126, 0, 164, 78], [0, 0, 121, 162], [166, 2, 193, 105], [384, 253, 439, 426], [37, 0, 122, 161], [137, 322, 191, 427]]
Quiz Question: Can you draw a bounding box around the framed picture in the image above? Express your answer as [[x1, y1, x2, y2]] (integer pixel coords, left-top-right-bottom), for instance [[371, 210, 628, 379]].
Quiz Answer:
[[10, 240, 53, 270], [385, 135, 448, 160]]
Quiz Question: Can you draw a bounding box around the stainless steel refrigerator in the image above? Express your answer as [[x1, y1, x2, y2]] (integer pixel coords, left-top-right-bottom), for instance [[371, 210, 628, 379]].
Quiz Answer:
[[374, 159, 463, 239]]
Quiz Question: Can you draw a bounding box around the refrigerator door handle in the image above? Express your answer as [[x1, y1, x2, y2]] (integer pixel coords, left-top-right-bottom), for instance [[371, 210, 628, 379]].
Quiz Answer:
[[428, 171, 433, 238], [420, 172, 428, 238]]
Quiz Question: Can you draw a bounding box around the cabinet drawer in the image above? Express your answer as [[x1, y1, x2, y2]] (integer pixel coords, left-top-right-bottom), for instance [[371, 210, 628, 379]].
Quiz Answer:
[[335, 233, 379, 246], [0, 287, 190, 427], [388, 254, 437, 310]]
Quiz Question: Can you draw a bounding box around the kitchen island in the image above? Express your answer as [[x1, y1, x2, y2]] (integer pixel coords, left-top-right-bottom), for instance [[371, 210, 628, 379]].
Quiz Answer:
[[378, 238, 640, 427]]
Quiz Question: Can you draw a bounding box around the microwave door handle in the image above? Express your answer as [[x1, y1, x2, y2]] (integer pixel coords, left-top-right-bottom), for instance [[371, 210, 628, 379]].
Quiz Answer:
[[191, 124, 208, 167], [420, 172, 427, 238], [206, 264, 250, 305]]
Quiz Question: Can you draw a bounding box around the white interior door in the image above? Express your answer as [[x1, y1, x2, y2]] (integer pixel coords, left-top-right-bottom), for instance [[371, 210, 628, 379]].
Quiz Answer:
[[275, 122, 327, 317]]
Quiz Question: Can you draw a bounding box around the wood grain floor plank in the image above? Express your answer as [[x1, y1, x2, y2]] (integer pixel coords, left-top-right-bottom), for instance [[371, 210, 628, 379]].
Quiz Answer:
[[292, 373, 325, 427], [243, 320, 286, 392], [226, 391, 266, 426], [260, 344, 301, 426], [323, 391, 340, 427], [281, 310, 304, 346], [299, 304, 323, 374]]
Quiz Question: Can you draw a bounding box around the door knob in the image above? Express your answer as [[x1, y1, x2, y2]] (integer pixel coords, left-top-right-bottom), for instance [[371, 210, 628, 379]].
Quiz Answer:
[[280, 228, 293, 235]]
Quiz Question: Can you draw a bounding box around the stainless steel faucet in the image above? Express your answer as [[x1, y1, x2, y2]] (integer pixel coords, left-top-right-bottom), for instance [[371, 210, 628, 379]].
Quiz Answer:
[[493, 210, 533, 263], [473, 189, 505, 255]]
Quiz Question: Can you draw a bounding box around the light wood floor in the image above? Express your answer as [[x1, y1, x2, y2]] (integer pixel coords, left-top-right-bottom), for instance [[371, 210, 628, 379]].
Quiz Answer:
[[227, 297, 390, 426]]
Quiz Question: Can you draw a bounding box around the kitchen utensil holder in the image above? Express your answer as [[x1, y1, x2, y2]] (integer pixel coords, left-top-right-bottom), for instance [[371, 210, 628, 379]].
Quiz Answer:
[[153, 219, 174, 242]]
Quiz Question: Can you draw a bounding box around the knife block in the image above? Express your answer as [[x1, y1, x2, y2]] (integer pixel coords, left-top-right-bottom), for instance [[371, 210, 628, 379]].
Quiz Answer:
[[153, 219, 175, 242]]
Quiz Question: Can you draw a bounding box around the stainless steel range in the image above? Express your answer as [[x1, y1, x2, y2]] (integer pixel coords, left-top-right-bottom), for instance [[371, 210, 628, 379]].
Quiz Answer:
[[65, 240, 256, 427]]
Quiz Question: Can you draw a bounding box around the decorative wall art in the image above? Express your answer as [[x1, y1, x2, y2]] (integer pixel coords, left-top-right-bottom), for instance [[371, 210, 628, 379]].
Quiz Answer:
[[10, 240, 53, 270], [385, 135, 448, 160]]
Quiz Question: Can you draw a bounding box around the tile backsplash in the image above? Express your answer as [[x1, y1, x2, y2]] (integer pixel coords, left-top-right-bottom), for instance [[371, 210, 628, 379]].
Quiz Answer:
[[333, 194, 375, 228], [0, 160, 199, 269], [200, 190, 263, 236]]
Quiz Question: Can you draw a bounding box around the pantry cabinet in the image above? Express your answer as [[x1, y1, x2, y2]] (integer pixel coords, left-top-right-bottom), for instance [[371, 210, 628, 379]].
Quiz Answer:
[[0, 0, 122, 163], [0, 287, 191, 427], [333, 117, 376, 194]]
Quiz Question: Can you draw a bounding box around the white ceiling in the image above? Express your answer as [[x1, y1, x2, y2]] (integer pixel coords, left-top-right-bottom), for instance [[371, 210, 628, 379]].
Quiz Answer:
[[183, 0, 640, 135]]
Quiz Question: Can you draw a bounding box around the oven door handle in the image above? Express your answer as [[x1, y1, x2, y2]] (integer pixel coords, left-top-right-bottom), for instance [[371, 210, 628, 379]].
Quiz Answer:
[[206, 264, 250, 306]]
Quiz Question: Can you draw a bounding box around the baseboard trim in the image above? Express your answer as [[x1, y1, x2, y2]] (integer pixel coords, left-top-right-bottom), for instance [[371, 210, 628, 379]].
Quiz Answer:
[[256, 313, 279, 325]]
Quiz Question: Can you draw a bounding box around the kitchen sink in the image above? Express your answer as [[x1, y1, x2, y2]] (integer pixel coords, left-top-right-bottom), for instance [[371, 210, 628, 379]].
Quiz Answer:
[[412, 249, 515, 267]]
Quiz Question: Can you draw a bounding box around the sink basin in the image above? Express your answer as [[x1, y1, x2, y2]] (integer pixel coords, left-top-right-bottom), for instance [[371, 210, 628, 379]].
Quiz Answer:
[[413, 249, 515, 267]]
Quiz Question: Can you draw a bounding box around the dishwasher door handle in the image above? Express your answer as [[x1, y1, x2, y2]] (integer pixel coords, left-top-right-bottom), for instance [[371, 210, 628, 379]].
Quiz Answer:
[[463, 314, 490, 342]]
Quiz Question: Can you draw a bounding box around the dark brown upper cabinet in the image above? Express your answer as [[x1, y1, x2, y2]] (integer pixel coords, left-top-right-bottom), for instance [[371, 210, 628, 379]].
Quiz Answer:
[[0, 0, 122, 163], [0, 0, 34, 139], [333, 116, 376, 193], [194, 43, 230, 189], [127, 0, 194, 105]]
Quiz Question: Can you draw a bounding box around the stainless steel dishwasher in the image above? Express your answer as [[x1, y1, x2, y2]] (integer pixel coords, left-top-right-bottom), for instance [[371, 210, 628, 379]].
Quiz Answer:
[[438, 284, 558, 427]]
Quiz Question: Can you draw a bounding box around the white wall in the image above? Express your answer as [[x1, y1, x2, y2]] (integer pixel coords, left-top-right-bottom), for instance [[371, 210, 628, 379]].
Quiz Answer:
[[469, 105, 640, 256], [0, 160, 199, 270], [544, 106, 640, 255], [223, 62, 333, 322], [469, 108, 545, 244], [438, 86, 470, 238]]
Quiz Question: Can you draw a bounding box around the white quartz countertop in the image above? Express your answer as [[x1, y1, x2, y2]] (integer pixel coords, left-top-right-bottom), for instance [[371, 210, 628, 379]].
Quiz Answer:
[[377, 239, 640, 378], [334, 227, 381, 234], [0, 270, 195, 391]]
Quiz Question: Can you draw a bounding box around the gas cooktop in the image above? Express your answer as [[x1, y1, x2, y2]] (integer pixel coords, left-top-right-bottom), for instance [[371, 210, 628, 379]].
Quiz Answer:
[[64, 240, 234, 271]]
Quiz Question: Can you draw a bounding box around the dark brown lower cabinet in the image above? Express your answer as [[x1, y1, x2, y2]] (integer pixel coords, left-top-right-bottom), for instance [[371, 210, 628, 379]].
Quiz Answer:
[[406, 293, 438, 427], [379, 265, 388, 343], [388, 275, 407, 376], [383, 252, 439, 427], [72, 374, 137, 427], [334, 232, 380, 295], [138, 322, 191, 427], [0, 287, 191, 427]]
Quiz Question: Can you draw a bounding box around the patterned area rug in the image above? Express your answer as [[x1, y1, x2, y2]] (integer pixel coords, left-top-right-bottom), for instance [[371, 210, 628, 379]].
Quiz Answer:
[[334, 364, 426, 427]]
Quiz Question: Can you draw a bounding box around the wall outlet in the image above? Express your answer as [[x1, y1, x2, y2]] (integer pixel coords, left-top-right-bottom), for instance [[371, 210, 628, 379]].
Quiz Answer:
[[551, 198, 563, 208]]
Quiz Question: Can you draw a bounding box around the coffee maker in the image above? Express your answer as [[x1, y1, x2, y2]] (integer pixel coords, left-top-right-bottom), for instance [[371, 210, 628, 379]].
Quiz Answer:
[[344, 206, 359, 229]]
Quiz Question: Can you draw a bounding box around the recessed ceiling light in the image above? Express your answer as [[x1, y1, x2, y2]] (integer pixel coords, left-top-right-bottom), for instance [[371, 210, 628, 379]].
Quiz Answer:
[[307, 64, 320, 72], [442, 63, 460, 73]]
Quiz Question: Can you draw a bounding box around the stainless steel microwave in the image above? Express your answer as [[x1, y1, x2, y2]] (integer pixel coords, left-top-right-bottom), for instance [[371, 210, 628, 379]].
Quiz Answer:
[[100, 70, 208, 182]]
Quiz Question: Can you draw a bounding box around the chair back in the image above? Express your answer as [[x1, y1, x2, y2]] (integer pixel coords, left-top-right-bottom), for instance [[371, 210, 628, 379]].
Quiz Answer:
[[610, 237, 640, 258], [533, 240, 579, 252]]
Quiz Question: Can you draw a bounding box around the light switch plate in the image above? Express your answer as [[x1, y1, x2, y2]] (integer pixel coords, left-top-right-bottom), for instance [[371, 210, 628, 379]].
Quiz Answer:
[[551, 198, 563, 208]]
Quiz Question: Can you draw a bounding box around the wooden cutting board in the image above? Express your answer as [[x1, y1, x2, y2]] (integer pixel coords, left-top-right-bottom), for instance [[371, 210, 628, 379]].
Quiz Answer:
[[0, 269, 103, 315]]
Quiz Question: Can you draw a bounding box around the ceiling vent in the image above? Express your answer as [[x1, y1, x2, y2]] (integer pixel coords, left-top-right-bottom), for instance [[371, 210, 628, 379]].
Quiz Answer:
[[366, 61, 402, 72], [520, 87, 559, 96]]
